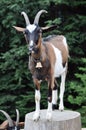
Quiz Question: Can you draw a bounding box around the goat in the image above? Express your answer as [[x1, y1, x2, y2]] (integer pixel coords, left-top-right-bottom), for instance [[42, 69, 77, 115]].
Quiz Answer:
[[13, 10, 69, 121], [0, 109, 24, 130]]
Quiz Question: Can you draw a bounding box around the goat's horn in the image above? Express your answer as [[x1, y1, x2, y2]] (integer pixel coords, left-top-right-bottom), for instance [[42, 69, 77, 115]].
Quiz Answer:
[[16, 109, 19, 126], [0, 110, 14, 127], [21, 11, 30, 26], [34, 10, 47, 25]]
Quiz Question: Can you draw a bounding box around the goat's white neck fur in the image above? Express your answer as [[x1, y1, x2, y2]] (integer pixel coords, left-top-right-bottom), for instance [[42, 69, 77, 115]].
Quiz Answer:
[[26, 24, 36, 33]]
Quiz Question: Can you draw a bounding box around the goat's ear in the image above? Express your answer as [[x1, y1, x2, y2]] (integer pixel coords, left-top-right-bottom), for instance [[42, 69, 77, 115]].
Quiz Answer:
[[41, 25, 58, 32], [13, 26, 25, 32]]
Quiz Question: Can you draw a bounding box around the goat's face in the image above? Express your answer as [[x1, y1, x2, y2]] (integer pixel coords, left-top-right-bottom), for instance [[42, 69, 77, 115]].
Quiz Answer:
[[0, 109, 20, 130], [13, 10, 57, 52], [13, 10, 47, 54], [24, 24, 42, 54]]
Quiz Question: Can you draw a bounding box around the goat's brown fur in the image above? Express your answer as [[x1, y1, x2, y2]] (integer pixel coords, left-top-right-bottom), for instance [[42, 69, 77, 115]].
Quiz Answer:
[[48, 35, 69, 63]]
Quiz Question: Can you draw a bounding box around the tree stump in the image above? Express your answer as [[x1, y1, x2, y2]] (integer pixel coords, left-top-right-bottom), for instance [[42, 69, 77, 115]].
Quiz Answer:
[[24, 110, 81, 130]]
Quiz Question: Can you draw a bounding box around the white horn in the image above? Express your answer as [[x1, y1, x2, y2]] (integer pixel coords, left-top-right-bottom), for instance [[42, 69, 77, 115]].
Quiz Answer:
[[16, 109, 19, 126], [0, 110, 14, 127], [21, 11, 30, 26], [34, 10, 47, 25]]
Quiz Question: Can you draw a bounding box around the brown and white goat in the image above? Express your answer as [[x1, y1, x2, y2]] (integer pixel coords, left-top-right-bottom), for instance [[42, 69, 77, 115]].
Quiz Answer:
[[13, 10, 69, 121]]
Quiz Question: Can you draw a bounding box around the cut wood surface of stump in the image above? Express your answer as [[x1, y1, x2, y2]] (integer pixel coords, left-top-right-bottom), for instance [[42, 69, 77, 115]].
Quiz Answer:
[[24, 110, 81, 130]]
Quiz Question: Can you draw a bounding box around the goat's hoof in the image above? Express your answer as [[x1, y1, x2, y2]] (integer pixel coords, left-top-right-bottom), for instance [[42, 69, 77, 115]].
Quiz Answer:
[[59, 105, 64, 111], [33, 112, 40, 121], [46, 112, 52, 121]]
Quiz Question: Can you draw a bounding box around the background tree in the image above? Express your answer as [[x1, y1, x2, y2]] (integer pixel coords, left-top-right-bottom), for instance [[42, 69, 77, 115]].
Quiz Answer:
[[0, 0, 86, 127]]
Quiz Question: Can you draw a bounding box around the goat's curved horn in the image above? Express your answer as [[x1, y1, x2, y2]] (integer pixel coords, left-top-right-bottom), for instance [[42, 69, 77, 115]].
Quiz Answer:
[[21, 11, 30, 26], [34, 10, 47, 25], [0, 110, 14, 127], [16, 109, 19, 126]]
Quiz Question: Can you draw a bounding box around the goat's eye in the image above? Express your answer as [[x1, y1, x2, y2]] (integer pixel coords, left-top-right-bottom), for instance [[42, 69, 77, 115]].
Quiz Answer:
[[37, 28, 42, 34]]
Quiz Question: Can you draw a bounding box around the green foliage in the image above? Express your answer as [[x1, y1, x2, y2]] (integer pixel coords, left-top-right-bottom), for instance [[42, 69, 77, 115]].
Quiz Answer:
[[64, 58, 86, 126], [75, 58, 86, 85], [0, 0, 86, 127]]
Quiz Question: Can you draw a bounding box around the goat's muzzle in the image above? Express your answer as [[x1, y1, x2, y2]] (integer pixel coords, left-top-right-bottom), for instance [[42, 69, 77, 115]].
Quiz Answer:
[[29, 46, 34, 54]]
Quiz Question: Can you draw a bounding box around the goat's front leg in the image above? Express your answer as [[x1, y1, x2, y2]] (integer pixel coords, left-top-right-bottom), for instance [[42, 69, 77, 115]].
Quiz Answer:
[[46, 86, 52, 121], [33, 78, 41, 121], [46, 77, 54, 121]]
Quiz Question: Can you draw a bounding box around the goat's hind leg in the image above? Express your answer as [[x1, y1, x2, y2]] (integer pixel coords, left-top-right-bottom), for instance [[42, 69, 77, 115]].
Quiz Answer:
[[52, 79, 58, 110], [59, 70, 66, 111]]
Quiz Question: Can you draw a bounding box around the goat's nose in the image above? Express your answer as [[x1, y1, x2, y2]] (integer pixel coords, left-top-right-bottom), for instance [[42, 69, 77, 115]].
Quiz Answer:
[[29, 46, 35, 54], [29, 45, 33, 51], [29, 40, 34, 51]]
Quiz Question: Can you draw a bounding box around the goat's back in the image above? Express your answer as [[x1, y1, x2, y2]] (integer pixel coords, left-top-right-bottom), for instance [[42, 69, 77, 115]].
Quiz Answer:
[[47, 35, 69, 63]]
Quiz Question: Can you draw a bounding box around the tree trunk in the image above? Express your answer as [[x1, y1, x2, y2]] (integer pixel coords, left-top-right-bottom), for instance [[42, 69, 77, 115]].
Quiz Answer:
[[24, 110, 81, 130]]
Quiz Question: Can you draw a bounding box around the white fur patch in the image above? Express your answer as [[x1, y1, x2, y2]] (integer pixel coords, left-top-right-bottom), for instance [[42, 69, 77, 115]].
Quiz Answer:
[[46, 102, 52, 120], [35, 90, 41, 102], [33, 90, 41, 121], [47, 102, 52, 112], [29, 40, 34, 47], [51, 44, 66, 77], [52, 90, 57, 104], [59, 72, 66, 111], [26, 24, 36, 33]]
